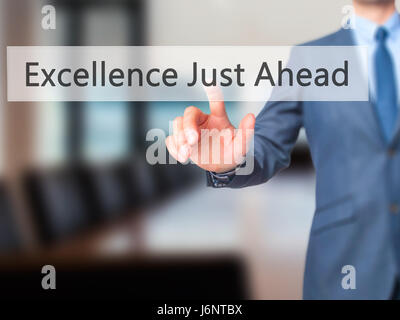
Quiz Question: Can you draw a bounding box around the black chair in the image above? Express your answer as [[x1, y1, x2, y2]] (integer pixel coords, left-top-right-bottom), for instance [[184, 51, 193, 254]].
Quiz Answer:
[[0, 182, 21, 253], [76, 163, 130, 222], [24, 168, 91, 243], [118, 156, 205, 209], [117, 157, 161, 209]]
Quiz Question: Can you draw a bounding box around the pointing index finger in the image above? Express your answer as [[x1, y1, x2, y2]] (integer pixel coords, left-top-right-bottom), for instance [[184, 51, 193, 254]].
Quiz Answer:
[[204, 86, 227, 118]]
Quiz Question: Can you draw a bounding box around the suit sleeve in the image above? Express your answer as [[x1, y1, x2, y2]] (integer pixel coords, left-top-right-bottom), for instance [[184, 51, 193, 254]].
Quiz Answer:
[[207, 99, 303, 189]]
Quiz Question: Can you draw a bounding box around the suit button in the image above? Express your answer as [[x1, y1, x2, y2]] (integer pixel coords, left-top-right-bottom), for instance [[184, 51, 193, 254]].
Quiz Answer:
[[388, 149, 396, 157], [390, 204, 399, 215]]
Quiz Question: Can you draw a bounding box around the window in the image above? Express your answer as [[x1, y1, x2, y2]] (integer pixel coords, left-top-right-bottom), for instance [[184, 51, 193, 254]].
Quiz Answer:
[[35, 102, 67, 165], [83, 102, 130, 162]]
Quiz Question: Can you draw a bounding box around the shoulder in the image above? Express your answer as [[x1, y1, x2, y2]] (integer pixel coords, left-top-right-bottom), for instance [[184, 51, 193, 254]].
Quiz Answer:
[[298, 28, 354, 46]]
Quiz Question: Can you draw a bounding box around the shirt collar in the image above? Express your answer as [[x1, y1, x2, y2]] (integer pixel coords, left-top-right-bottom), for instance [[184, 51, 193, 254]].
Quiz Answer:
[[354, 11, 400, 43]]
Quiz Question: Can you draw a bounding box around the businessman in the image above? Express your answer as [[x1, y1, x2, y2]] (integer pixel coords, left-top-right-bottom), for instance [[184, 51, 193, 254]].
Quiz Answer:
[[166, 0, 400, 299]]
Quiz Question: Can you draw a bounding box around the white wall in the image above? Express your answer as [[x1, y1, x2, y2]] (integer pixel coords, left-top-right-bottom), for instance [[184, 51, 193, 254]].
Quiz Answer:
[[147, 0, 354, 45], [148, 0, 400, 45]]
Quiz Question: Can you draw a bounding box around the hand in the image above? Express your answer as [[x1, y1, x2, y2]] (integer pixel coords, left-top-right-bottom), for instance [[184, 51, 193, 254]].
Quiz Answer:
[[166, 87, 255, 173]]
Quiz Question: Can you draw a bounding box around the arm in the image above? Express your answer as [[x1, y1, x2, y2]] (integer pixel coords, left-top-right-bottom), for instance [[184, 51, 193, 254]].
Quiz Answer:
[[165, 87, 302, 189], [208, 99, 303, 188]]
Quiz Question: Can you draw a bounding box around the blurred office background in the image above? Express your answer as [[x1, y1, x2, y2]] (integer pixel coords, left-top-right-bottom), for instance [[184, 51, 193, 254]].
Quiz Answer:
[[0, 0, 391, 299]]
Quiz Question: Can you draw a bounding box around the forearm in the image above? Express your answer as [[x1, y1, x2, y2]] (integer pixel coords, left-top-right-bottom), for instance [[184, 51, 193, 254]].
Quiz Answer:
[[207, 133, 292, 189], [207, 99, 302, 189]]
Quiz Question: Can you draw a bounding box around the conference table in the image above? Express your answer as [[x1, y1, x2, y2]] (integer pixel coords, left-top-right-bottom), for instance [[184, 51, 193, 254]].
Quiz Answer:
[[0, 186, 247, 299]]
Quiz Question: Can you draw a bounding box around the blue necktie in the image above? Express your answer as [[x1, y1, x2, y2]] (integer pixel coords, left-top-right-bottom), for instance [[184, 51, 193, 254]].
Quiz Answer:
[[374, 26, 398, 142]]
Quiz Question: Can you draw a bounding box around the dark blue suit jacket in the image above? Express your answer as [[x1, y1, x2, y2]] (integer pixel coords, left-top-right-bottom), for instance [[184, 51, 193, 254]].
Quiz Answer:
[[213, 28, 400, 299]]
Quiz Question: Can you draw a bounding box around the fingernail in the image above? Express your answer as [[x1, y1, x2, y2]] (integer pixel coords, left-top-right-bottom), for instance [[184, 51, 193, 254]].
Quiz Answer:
[[185, 129, 198, 145]]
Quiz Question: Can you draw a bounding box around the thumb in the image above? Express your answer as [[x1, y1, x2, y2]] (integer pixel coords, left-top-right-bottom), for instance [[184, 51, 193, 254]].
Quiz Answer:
[[233, 113, 256, 163]]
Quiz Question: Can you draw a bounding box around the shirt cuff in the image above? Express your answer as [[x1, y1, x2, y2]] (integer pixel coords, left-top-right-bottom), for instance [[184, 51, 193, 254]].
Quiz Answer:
[[206, 163, 245, 188]]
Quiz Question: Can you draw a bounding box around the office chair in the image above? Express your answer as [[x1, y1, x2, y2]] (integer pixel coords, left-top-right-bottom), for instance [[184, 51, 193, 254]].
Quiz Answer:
[[24, 168, 91, 243], [76, 163, 130, 222], [0, 182, 21, 253]]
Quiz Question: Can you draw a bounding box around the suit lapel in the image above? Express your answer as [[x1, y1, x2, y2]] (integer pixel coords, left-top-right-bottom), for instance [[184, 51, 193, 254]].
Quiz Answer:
[[389, 112, 400, 147]]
